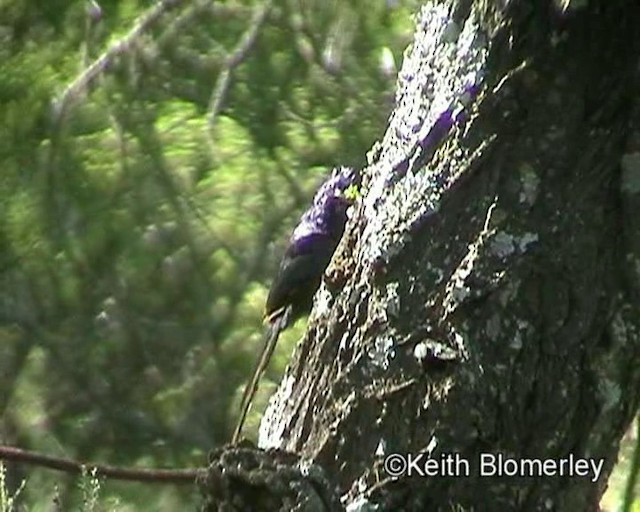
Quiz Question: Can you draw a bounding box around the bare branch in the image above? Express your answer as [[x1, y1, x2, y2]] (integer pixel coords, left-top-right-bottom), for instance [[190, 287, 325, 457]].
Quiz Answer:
[[0, 445, 202, 485], [53, 0, 187, 121], [206, 0, 273, 136]]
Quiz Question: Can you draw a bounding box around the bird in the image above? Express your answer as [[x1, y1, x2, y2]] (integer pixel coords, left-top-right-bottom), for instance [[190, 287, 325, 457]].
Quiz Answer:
[[231, 166, 358, 444]]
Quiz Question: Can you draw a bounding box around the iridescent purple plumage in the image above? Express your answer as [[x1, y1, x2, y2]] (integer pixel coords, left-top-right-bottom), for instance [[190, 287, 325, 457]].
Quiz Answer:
[[290, 166, 357, 249], [265, 166, 357, 323]]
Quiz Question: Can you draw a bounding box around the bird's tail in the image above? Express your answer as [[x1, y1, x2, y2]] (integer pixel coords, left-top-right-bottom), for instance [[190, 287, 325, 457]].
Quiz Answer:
[[231, 309, 290, 444]]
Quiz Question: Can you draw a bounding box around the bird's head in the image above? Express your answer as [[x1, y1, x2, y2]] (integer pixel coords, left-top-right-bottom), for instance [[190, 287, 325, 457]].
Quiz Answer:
[[321, 180, 358, 234], [291, 167, 359, 244]]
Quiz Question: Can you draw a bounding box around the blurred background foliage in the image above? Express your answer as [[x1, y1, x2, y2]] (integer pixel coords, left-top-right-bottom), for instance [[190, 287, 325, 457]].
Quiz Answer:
[[0, 0, 636, 510]]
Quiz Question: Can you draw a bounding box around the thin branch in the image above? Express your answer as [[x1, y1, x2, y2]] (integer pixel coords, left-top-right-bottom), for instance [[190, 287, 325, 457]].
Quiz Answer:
[[156, 1, 249, 49], [206, 0, 273, 136], [0, 445, 202, 485], [53, 0, 187, 121]]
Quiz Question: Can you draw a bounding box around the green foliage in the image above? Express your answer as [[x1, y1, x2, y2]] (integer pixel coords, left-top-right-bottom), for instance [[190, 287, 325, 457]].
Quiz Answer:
[[0, 464, 26, 512], [601, 416, 640, 512], [79, 467, 101, 512]]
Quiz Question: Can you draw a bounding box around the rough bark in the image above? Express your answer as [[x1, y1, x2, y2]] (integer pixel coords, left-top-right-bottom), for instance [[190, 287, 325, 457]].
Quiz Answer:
[[201, 0, 640, 510]]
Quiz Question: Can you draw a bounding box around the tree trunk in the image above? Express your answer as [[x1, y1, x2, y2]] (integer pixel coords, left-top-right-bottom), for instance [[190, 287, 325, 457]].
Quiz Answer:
[[201, 1, 640, 510]]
